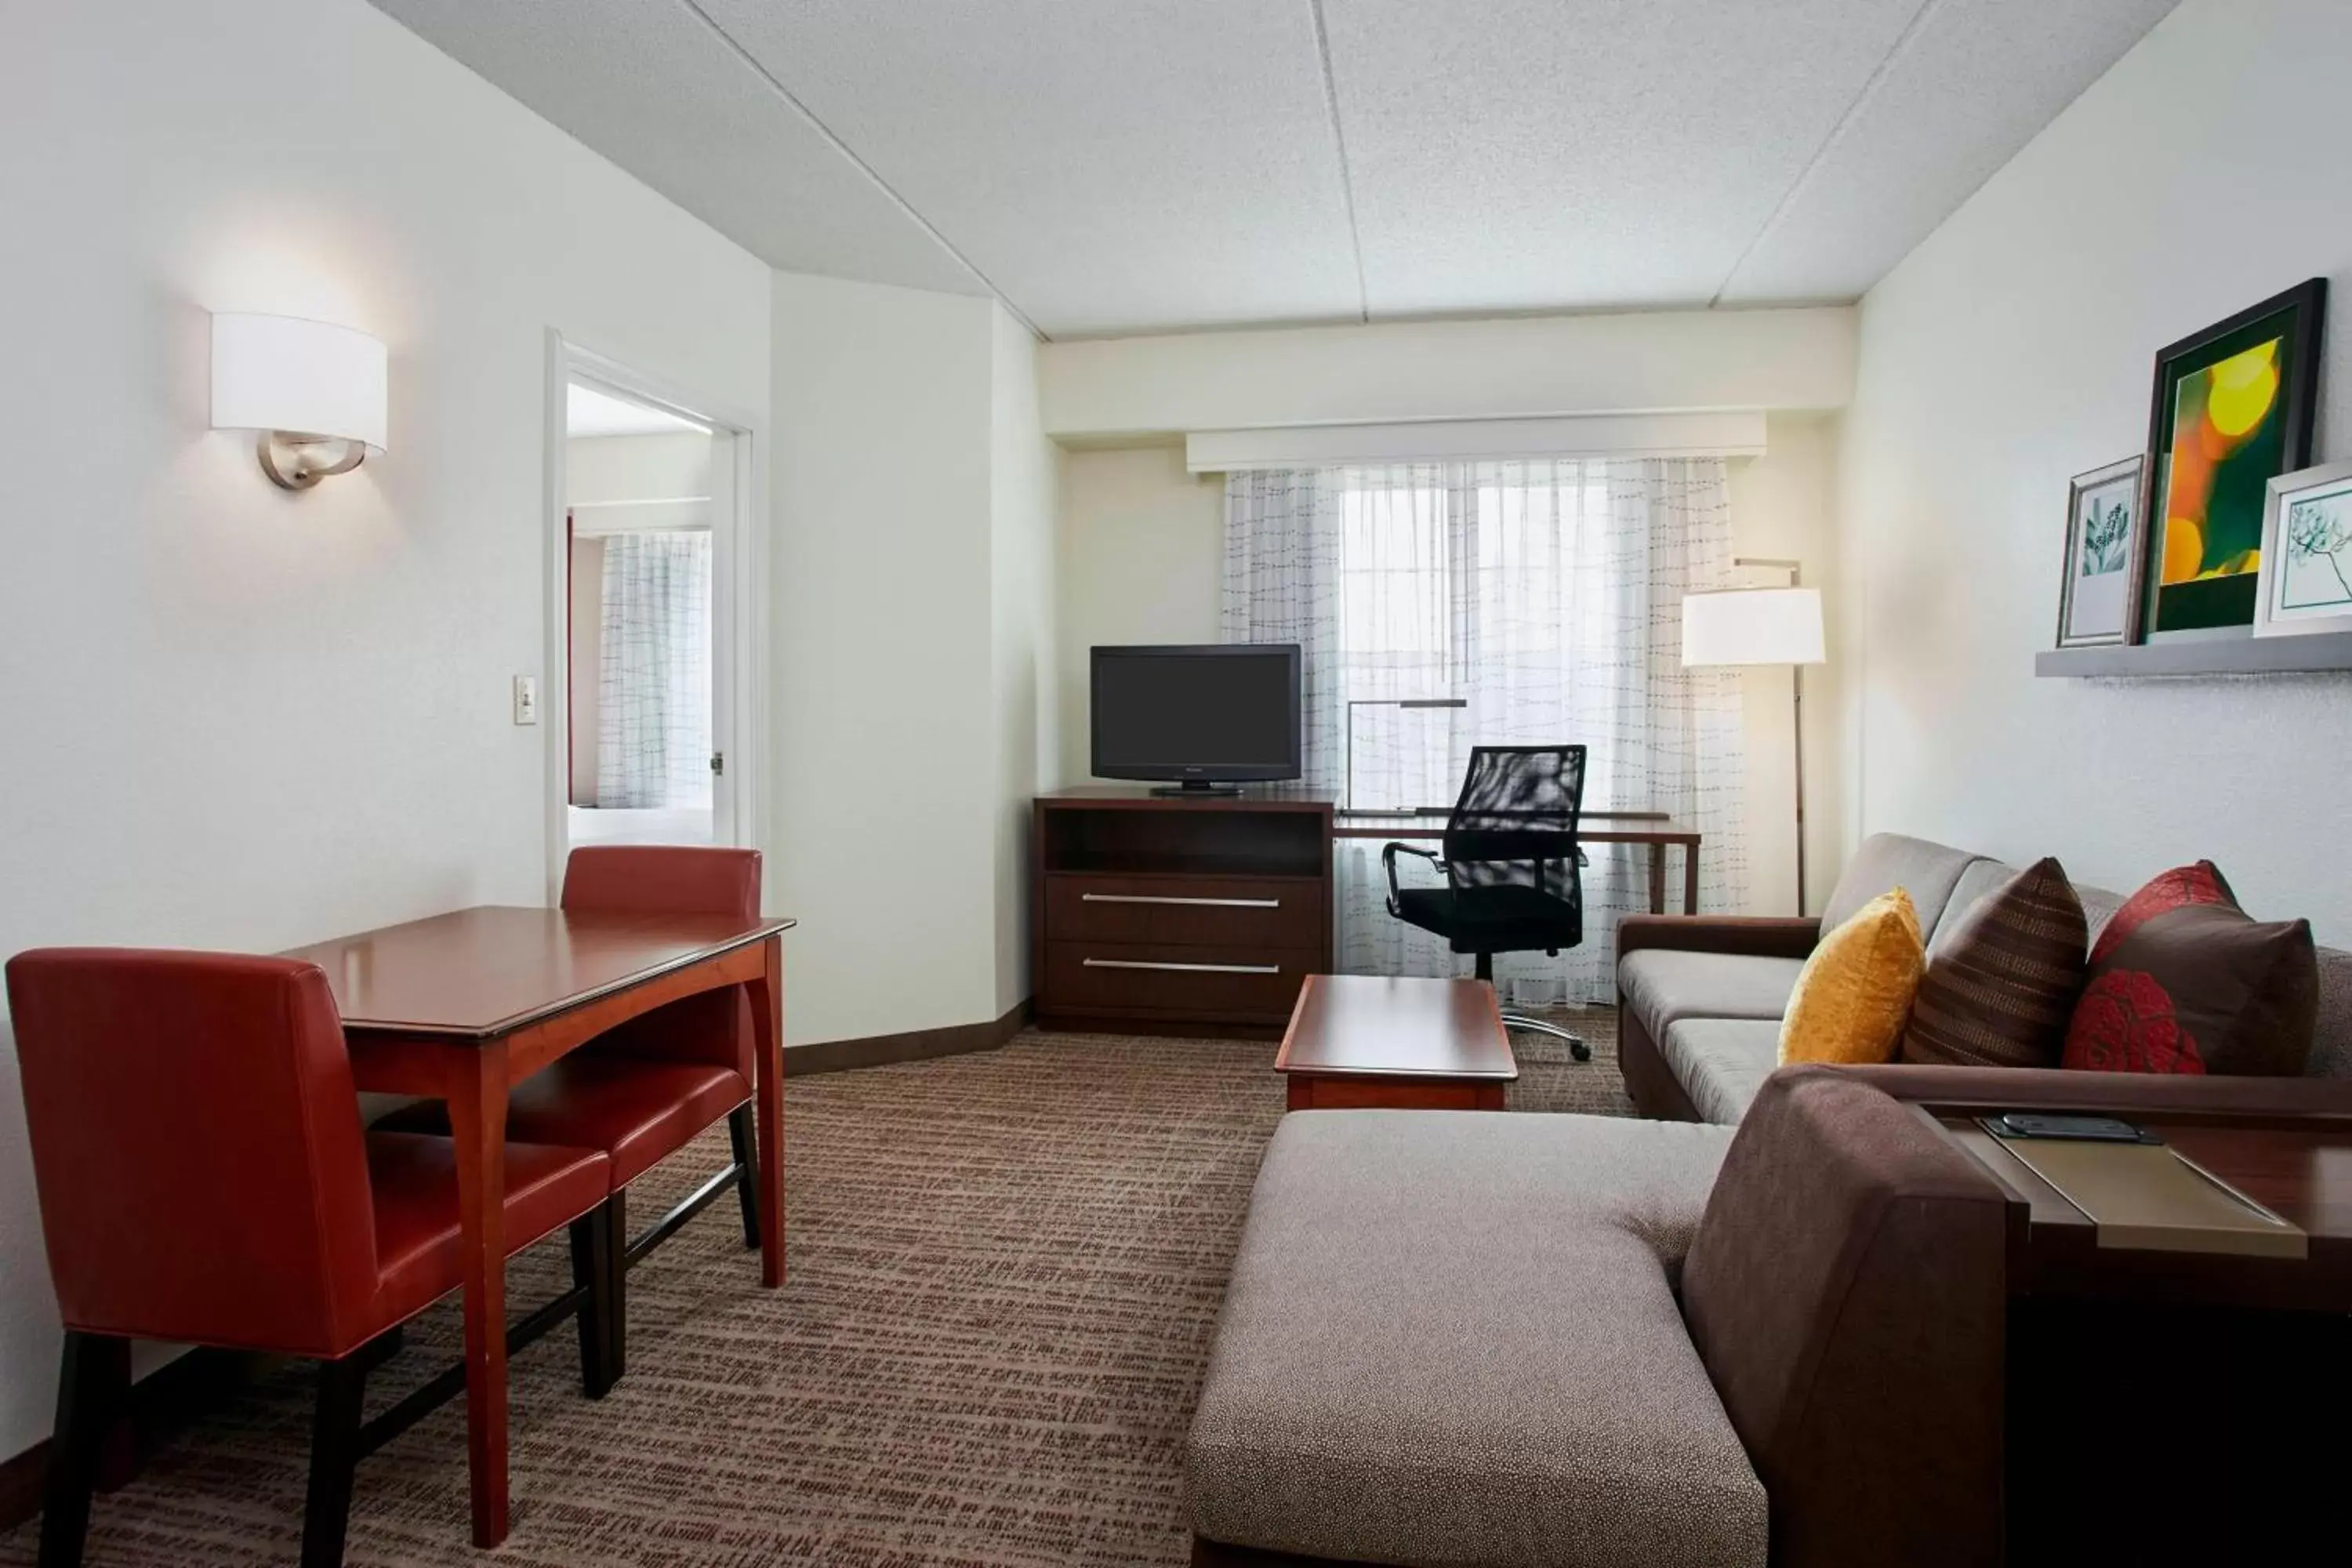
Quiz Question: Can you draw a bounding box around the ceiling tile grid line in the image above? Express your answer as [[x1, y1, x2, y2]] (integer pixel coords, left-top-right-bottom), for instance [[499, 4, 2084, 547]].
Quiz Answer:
[[1308, 0, 1373, 324], [1705, 0, 1945, 308], [368, 0, 2183, 337], [675, 0, 1049, 339]]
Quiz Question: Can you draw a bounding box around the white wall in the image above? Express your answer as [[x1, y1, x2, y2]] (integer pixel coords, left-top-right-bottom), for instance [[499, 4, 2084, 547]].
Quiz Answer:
[[1726, 414, 1843, 916], [768, 276, 1058, 1043], [1054, 445, 1226, 783], [1839, 0, 2352, 940], [989, 310, 1062, 1017], [771, 273, 999, 1044], [1039, 306, 1856, 440], [1053, 417, 1841, 913], [0, 0, 771, 1463], [567, 430, 714, 532]]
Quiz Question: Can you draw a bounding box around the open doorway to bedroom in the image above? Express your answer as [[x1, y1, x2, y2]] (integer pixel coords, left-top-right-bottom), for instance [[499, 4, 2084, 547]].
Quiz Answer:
[[549, 342, 757, 874]]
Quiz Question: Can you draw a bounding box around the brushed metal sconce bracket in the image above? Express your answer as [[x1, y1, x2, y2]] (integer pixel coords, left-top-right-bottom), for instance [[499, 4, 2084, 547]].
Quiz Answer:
[[257, 430, 368, 491]]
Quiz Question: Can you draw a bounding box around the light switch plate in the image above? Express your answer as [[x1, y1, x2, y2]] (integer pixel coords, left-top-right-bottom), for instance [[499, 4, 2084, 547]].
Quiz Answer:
[[512, 674, 539, 725]]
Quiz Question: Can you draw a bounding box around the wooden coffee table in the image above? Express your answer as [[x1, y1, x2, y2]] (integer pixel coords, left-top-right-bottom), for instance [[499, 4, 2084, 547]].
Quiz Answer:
[[1275, 975, 1517, 1111]]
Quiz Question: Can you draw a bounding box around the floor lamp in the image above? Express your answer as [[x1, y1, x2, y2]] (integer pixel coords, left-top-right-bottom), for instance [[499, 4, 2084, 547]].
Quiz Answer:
[[1682, 560, 1826, 914]]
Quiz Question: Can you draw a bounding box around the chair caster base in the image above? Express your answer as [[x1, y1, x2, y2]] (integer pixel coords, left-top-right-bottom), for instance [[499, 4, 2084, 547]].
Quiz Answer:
[[1500, 1012, 1592, 1063]]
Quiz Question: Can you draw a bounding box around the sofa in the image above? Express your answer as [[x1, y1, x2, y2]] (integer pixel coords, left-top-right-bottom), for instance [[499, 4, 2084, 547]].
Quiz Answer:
[[1617, 833, 2352, 1124], [1187, 1069, 2009, 1568]]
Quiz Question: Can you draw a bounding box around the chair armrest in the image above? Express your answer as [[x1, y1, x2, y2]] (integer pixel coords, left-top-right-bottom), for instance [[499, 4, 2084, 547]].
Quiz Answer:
[[1381, 841, 1445, 919], [1838, 1063, 2352, 1120], [1617, 914, 1820, 961]]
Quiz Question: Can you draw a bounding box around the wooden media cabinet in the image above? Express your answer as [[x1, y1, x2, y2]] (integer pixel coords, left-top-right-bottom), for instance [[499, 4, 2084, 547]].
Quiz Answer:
[[1032, 787, 1334, 1035]]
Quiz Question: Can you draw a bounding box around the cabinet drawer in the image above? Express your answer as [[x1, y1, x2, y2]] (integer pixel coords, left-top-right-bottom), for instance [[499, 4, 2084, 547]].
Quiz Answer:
[[1045, 875, 1323, 949], [1043, 940, 1316, 1019]]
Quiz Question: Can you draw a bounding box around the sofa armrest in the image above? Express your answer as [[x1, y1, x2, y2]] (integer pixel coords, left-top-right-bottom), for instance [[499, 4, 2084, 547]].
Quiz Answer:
[[1617, 914, 1821, 962], [1838, 1063, 2352, 1120]]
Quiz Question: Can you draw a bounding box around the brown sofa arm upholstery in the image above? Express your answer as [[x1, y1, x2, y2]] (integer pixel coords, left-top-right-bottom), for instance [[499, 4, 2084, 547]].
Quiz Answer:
[[1838, 1062, 2352, 1119], [1681, 1067, 2007, 1568], [1617, 913, 1821, 961]]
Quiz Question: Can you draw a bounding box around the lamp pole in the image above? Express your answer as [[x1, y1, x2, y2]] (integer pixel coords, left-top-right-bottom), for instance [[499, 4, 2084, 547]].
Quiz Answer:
[[1733, 557, 1808, 914]]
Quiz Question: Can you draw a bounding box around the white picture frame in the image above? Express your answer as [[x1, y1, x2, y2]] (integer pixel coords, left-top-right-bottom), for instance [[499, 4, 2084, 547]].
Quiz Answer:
[[2253, 459, 2352, 638], [2056, 456, 2143, 648]]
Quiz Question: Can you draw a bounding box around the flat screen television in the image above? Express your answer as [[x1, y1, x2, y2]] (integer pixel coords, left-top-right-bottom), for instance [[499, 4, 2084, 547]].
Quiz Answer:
[[1091, 644, 1302, 794]]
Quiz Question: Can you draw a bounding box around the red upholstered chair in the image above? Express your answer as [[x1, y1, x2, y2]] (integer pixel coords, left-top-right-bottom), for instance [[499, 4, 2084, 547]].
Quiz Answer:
[[5, 949, 616, 1568], [379, 845, 766, 1389]]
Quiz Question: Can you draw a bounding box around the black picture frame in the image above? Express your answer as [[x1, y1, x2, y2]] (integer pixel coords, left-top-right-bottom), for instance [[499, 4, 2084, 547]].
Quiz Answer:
[[2138, 278, 2327, 641]]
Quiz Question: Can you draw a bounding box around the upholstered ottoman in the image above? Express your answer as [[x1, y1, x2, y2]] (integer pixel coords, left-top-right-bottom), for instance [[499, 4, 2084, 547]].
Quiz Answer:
[[1189, 1072, 2010, 1568], [1187, 1110, 1761, 1568]]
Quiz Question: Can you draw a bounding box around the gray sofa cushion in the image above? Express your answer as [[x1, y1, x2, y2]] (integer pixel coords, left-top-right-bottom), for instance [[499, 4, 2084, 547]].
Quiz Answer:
[[2311, 949, 2352, 1080], [1933, 858, 2125, 957], [1663, 1018, 1784, 1124], [1821, 833, 1986, 936], [1929, 858, 2016, 954], [1189, 1110, 1761, 1568], [1619, 949, 1806, 1044]]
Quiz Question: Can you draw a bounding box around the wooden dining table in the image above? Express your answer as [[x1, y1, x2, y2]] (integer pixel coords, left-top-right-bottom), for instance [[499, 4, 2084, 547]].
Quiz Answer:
[[284, 903, 795, 1548]]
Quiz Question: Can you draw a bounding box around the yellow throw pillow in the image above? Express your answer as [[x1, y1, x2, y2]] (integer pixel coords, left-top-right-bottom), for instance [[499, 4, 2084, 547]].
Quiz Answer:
[[1779, 888, 1926, 1065]]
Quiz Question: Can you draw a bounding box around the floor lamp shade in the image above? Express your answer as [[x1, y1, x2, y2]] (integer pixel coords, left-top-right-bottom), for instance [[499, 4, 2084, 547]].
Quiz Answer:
[[1681, 581, 1825, 917], [1681, 586, 1824, 668]]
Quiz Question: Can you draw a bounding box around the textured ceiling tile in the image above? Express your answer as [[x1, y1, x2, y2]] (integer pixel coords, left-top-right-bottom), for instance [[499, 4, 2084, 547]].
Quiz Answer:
[[1320, 0, 1925, 317], [1716, 0, 2182, 303], [368, 0, 987, 296], [692, 0, 1359, 337]]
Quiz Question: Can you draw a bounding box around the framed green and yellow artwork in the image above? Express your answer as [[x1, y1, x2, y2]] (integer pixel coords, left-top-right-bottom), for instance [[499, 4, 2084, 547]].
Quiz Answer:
[[2139, 278, 2327, 641]]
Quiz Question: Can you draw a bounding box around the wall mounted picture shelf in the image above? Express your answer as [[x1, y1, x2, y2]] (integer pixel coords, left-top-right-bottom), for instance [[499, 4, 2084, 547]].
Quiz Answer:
[[2036, 630, 2352, 678]]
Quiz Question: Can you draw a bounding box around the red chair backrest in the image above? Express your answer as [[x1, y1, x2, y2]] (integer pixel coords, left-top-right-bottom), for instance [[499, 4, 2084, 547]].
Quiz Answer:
[[561, 846, 761, 921], [5, 949, 382, 1358], [561, 848, 764, 1073]]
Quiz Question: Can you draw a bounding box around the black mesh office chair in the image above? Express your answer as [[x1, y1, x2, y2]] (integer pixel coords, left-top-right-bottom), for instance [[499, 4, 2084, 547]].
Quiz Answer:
[[1381, 745, 1592, 1062]]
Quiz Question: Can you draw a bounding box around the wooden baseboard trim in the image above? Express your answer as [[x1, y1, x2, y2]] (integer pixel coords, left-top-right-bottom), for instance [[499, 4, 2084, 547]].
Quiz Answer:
[[785, 999, 1029, 1076], [0, 1344, 270, 1535]]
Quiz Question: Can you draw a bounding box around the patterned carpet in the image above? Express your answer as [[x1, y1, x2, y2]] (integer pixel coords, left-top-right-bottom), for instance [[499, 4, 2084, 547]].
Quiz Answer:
[[2, 1011, 1624, 1568]]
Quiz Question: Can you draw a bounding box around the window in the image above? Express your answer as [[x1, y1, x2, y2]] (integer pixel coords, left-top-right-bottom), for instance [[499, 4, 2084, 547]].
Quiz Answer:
[[1223, 459, 1748, 1000]]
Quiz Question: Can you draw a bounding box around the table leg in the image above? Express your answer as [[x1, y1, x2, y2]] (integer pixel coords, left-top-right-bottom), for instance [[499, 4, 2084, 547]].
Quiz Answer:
[[1682, 843, 1700, 915], [1648, 843, 1667, 915], [748, 935, 786, 1288], [444, 1044, 512, 1548]]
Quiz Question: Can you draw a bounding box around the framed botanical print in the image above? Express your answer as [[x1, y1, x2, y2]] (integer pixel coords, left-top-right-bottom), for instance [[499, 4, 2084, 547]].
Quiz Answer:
[[2140, 278, 2327, 641], [2056, 456, 2143, 648], [2253, 460, 2352, 638]]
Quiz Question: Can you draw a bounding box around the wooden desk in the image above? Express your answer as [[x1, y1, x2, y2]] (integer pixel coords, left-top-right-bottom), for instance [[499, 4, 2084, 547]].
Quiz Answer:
[[1333, 812, 1703, 914], [1275, 975, 1516, 1110], [286, 906, 795, 1548]]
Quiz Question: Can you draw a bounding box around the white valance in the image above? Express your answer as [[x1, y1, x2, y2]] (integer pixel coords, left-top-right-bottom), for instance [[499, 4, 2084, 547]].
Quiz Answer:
[[1185, 410, 1766, 473]]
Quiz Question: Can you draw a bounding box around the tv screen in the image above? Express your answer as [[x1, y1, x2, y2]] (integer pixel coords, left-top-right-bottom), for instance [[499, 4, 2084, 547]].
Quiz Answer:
[[1091, 644, 1301, 786]]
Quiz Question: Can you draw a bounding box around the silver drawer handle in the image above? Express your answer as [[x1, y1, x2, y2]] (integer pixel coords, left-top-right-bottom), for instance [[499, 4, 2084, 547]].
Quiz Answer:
[[1080, 893, 1281, 909], [1083, 958, 1283, 975]]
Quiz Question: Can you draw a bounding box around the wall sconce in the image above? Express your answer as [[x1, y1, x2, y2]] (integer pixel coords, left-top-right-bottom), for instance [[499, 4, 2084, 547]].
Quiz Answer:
[[209, 312, 387, 490]]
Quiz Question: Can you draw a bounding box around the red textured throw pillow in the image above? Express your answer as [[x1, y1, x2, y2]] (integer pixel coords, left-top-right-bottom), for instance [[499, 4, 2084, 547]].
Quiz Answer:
[[2089, 859, 2236, 964], [2061, 864, 2316, 1077]]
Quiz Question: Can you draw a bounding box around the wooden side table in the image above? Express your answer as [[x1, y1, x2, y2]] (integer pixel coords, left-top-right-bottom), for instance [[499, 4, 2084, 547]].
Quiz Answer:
[[1914, 1098, 2352, 1568], [1274, 975, 1516, 1110]]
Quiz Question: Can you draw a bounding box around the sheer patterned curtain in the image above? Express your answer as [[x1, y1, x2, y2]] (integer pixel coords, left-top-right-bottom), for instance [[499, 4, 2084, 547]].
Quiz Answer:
[[595, 530, 713, 810], [1223, 460, 1748, 1004]]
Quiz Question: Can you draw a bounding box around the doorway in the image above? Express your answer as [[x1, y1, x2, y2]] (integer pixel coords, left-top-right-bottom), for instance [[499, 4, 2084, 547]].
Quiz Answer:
[[546, 338, 759, 881]]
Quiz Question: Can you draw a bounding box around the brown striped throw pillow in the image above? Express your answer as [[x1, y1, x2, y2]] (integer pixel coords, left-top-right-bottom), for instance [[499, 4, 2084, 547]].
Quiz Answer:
[[1899, 857, 2087, 1070]]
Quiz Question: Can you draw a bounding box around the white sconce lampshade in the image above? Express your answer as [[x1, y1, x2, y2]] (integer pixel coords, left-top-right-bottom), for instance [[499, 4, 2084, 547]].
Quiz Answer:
[[1682, 586, 1825, 667], [210, 312, 387, 490]]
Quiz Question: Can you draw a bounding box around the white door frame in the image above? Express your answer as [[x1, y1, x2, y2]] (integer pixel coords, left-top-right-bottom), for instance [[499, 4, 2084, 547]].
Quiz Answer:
[[543, 329, 767, 901]]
